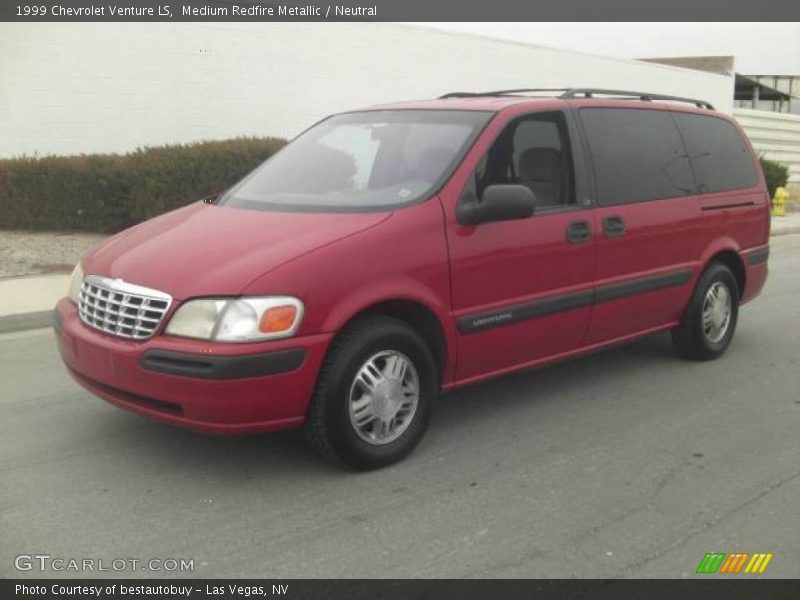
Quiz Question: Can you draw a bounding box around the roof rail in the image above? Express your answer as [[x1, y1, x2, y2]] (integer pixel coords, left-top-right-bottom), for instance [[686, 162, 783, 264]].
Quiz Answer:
[[439, 92, 483, 99], [439, 89, 567, 99], [438, 88, 715, 110], [561, 88, 715, 110]]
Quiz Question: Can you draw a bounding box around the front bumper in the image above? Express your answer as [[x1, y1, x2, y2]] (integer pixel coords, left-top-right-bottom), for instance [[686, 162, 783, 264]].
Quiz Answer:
[[54, 298, 332, 434]]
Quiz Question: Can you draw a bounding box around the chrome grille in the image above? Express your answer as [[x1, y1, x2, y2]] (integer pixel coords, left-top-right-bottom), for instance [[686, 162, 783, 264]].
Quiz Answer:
[[78, 275, 172, 340]]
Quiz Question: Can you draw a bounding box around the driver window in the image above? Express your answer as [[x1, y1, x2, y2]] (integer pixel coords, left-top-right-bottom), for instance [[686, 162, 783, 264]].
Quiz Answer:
[[475, 112, 575, 208]]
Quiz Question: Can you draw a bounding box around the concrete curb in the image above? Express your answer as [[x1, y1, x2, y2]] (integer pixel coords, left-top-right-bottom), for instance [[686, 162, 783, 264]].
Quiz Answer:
[[771, 225, 800, 237], [0, 310, 54, 335]]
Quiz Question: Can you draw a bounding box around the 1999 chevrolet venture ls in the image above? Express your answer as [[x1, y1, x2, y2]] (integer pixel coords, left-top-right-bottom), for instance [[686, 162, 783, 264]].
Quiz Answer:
[[55, 89, 770, 469]]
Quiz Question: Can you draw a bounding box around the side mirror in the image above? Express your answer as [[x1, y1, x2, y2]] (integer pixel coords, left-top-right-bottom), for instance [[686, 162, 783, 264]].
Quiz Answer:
[[457, 184, 536, 226]]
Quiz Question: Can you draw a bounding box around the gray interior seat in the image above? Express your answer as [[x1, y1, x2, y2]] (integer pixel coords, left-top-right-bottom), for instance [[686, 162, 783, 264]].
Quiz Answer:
[[518, 147, 563, 206]]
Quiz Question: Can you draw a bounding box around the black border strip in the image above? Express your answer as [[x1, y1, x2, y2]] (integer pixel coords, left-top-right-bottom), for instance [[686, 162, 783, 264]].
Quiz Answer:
[[747, 247, 770, 266], [595, 269, 693, 303], [140, 348, 306, 379], [2, 1, 798, 21], [458, 269, 693, 334], [701, 202, 756, 211], [458, 289, 594, 334], [4, 579, 800, 599]]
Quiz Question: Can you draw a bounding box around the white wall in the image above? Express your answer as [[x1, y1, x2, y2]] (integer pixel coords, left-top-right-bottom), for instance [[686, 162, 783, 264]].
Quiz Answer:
[[735, 108, 800, 187], [0, 22, 734, 158]]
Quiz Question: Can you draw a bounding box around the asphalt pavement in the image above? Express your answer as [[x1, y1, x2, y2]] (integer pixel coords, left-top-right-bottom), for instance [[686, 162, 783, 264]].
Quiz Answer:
[[1, 236, 799, 579]]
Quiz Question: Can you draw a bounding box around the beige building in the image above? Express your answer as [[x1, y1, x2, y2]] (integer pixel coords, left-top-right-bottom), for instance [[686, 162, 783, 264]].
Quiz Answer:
[[1, 23, 733, 158]]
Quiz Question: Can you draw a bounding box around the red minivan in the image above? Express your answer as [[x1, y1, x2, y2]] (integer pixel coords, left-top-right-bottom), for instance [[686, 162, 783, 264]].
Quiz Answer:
[[54, 89, 770, 469]]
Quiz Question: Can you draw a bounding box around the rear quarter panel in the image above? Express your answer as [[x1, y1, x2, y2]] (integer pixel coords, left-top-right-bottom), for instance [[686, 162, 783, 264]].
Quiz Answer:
[[693, 114, 770, 303]]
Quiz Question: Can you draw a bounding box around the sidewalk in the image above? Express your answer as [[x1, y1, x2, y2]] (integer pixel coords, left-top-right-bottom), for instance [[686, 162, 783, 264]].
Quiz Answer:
[[2, 216, 799, 334], [0, 274, 68, 333], [771, 211, 800, 236]]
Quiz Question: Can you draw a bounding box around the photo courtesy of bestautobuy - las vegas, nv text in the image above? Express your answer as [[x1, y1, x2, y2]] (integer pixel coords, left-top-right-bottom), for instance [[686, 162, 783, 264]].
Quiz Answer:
[[1, 1, 799, 599]]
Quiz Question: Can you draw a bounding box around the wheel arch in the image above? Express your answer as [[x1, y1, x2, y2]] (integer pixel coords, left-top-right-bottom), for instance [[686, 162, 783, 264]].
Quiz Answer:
[[697, 237, 746, 297], [706, 250, 747, 298], [705, 248, 746, 297], [337, 298, 450, 383]]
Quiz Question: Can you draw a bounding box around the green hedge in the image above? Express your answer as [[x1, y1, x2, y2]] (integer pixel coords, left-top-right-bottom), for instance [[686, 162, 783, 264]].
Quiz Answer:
[[759, 156, 789, 200], [0, 137, 286, 233]]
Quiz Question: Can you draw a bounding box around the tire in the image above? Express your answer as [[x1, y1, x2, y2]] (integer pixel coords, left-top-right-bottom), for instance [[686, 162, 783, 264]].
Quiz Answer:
[[304, 316, 438, 470], [671, 262, 739, 361]]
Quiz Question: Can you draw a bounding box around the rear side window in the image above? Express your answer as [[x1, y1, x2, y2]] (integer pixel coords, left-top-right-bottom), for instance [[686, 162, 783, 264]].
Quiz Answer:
[[579, 108, 695, 205], [672, 113, 758, 194]]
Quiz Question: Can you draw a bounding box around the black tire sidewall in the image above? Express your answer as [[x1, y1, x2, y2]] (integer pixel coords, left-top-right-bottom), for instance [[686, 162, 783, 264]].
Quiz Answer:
[[690, 263, 739, 357], [321, 320, 437, 469]]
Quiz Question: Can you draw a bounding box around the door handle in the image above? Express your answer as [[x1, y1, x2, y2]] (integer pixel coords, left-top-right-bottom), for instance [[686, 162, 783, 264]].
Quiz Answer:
[[566, 220, 591, 244], [602, 215, 625, 237]]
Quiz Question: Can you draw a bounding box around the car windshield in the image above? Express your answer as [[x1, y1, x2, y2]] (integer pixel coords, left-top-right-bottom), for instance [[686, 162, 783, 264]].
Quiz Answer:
[[217, 110, 493, 211]]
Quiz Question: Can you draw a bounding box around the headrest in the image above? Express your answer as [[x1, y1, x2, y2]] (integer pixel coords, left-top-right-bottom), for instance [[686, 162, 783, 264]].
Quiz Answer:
[[519, 147, 562, 182]]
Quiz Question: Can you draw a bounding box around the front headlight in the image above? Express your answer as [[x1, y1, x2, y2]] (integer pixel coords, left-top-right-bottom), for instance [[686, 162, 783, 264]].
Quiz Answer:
[[67, 262, 84, 304], [165, 296, 304, 342]]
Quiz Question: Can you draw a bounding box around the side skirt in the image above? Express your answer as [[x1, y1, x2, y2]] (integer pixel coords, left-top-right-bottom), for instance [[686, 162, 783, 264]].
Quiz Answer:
[[442, 321, 678, 391]]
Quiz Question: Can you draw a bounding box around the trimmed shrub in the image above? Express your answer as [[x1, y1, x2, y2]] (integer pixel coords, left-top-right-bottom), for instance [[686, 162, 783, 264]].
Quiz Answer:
[[0, 137, 286, 233], [759, 156, 789, 200]]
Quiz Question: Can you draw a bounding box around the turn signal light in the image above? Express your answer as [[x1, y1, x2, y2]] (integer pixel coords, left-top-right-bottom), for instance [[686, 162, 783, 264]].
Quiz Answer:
[[258, 305, 298, 334]]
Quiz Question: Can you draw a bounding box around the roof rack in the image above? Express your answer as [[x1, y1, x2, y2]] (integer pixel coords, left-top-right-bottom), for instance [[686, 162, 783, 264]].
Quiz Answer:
[[562, 88, 715, 110], [440, 88, 568, 99], [438, 88, 715, 110]]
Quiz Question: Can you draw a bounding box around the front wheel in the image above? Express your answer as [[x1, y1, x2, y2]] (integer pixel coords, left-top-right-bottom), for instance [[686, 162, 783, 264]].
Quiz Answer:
[[304, 316, 438, 470], [671, 262, 739, 361]]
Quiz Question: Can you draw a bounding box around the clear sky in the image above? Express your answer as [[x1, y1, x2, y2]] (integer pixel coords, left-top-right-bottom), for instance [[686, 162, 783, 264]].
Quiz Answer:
[[421, 23, 800, 75]]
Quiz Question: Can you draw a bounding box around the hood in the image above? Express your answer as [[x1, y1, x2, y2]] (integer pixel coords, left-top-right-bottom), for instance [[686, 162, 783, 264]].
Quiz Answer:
[[83, 202, 391, 300]]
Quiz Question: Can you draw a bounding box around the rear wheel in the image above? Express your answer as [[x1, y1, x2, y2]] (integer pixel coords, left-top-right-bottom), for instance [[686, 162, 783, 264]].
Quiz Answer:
[[671, 262, 739, 361], [305, 316, 437, 470]]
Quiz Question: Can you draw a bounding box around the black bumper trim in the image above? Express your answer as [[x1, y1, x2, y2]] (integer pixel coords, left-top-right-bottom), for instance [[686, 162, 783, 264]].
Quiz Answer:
[[746, 248, 769, 266], [140, 348, 307, 380]]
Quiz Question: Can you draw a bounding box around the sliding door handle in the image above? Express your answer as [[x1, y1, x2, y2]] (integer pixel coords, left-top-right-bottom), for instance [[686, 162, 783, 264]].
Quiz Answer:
[[602, 215, 625, 237], [566, 220, 591, 244]]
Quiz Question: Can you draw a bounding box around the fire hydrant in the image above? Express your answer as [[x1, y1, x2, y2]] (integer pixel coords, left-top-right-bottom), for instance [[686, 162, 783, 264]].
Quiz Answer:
[[772, 187, 788, 217]]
